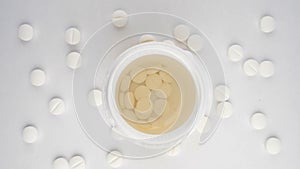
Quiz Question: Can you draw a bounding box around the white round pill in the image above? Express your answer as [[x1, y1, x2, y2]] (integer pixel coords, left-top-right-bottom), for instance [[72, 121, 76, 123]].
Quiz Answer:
[[23, 126, 38, 143], [106, 150, 123, 168], [53, 157, 69, 169], [18, 24, 33, 41], [69, 155, 85, 169], [173, 24, 190, 42], [217, 101, 233, 119], [66, 51, 81, 70], [214, 85, 230, 102], [265, 137, 281, 155], [228, 44, 244, 62], [187, 34, 204, 51], [49, 98, 65, 116], [112, 10, 128, 28], [139, 34, 155, 43], [259, 61, 275, 78], [250, 112, 266, 130], [88, 89, 103, 107], [260, 16, 275, 33], [167, 144, 181, 156], [65, 27, 81, 45], [243, 59, 259, 76], [30, 68, 46, 87]]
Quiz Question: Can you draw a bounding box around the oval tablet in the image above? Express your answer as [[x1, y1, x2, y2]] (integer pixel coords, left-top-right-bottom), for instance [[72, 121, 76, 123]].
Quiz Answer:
[[145, 74, 163, 90], [132, 71, 147, 84], [134, 85, 151, 100], [135, 98, 151, 112], [160, 83, 173, 97]]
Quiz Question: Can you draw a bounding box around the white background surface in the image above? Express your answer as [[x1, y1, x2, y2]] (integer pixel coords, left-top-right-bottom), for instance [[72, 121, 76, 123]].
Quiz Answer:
[[0, 0, 299, 168]]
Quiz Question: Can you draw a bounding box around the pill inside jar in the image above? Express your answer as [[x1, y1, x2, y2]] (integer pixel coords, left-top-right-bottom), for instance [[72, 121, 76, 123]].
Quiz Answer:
[[114, 52, 197, 135]]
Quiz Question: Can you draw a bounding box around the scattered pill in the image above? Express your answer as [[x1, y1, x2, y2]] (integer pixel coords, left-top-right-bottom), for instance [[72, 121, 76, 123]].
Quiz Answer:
[[66, 51, 81, 69], [250, 112, 266, 130], [23, 125, 38, 143], [228, 44, 244, 62], [134, 85, 151, 100], [265, 137, 281, 155], [243, 59, 259, 76], [124, 91, 135, 109], [167, 144, 181, 156], [260, 15, 275, 33], [112, 10, 128, 28], [187, 34, 204, 51], [173, 24, 190, 42], [139, 34, 155, 43], [65, 27, 81, 45], [214, 85, 230, 102], [132, 71, 147, 83], [53, 157, 69, 169], [145, 74, 163, 90], [49, 98, 65, 115], [106, 150, 123, 168], [217, 101, 233, 118], [30, 68, 46, 87], [69, 155, 86, 169], [18, 24, 33, 41], [88, 89, 102, 107], [259, 61, 275, 78]]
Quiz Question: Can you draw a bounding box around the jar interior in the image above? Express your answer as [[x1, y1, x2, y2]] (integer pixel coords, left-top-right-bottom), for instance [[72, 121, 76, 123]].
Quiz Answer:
[[115, 54, 197, 135]]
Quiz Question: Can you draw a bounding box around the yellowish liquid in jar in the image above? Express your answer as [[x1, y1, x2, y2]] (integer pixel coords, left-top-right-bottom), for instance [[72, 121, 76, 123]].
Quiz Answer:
[[117, 67, 182, 134]]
